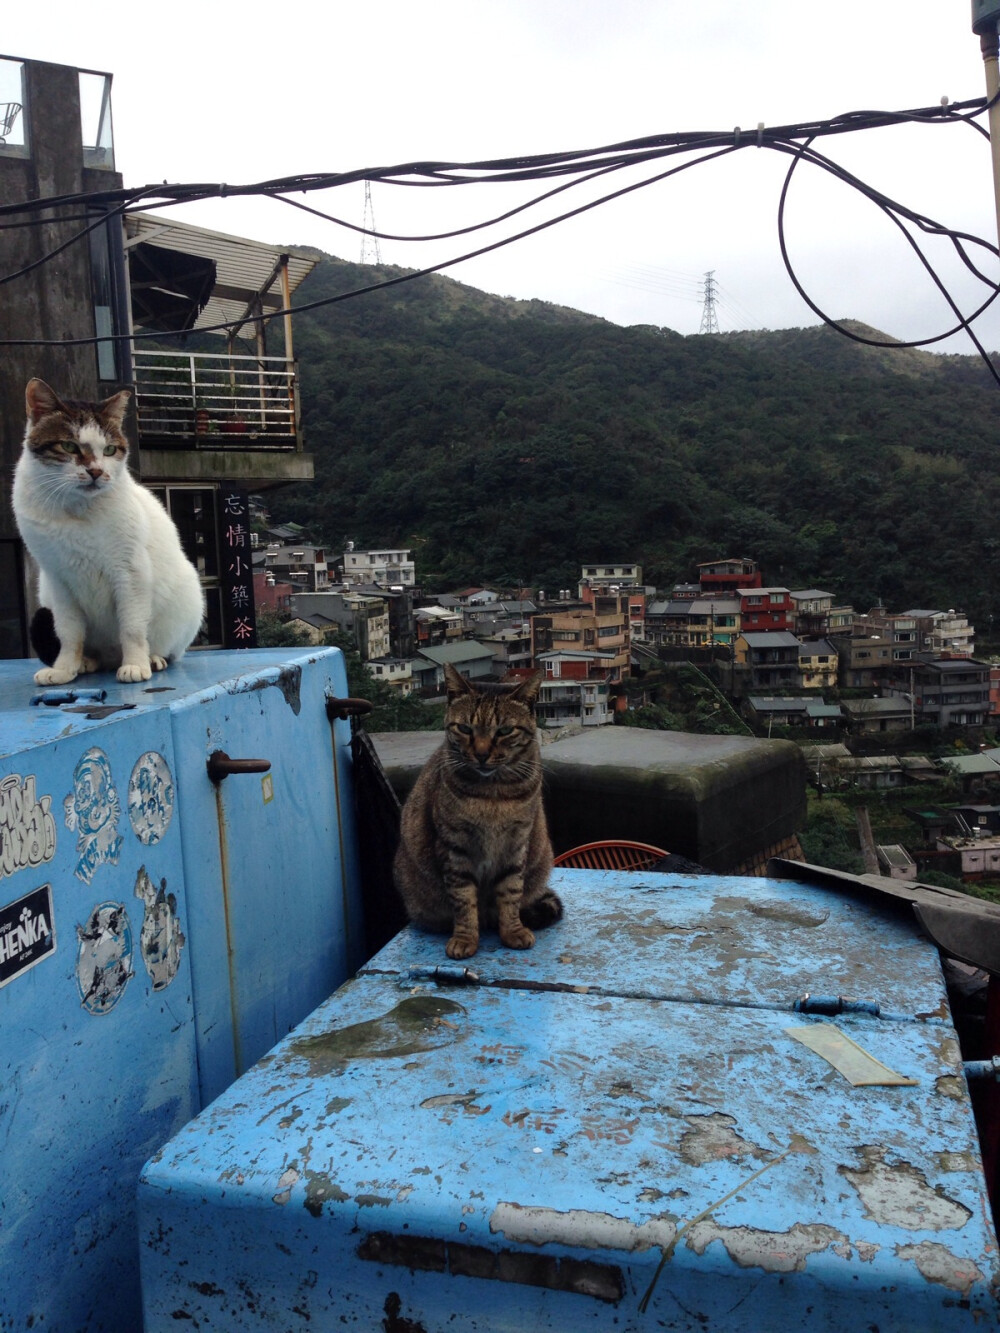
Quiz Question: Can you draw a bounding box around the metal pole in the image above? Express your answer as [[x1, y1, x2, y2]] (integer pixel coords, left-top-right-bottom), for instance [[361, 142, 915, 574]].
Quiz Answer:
[[980, 25, 1000, 248]]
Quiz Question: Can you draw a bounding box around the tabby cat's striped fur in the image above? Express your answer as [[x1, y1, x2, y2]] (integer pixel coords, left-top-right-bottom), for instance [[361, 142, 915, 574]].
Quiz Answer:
[[394, 664, 561, 959]]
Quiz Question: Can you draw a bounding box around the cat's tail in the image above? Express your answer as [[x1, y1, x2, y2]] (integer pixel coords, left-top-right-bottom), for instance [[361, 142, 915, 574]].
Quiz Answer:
[[521, 889, 563, 931], [29, 607, 60, 666]]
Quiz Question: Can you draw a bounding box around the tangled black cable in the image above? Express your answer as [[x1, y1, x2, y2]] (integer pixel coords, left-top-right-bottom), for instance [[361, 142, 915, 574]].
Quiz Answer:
[[1, 93, 998, 382]]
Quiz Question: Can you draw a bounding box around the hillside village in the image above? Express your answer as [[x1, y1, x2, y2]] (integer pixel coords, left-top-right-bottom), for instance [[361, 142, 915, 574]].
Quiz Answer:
[[255, 535, 990, 732], [255, 533, 1000, 891]]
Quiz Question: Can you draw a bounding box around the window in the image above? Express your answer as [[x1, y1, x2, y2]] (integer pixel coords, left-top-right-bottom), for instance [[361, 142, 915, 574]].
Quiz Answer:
[[79, 70, 114, 169], [0, 58, 27, 158]]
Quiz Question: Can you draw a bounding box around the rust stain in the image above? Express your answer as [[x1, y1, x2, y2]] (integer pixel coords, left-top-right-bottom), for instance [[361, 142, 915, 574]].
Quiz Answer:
[[362, 1230, 625, 1304]]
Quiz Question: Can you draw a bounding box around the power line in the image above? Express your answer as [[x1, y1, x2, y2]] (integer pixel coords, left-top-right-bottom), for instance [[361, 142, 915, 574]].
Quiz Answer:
[[0, 94, 997, 383]]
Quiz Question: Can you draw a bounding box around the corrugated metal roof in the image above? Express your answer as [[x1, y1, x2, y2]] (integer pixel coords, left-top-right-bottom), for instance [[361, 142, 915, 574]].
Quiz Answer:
[[125, 212, 318, 335]]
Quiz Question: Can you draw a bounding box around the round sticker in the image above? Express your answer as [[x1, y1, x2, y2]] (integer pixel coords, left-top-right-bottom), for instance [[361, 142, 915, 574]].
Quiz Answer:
[[128, 751, 175, 846]]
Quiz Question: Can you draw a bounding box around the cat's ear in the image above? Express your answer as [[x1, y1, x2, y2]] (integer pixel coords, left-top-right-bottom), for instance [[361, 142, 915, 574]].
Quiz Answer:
[[98, 390, 131, 424], [25, 378, 63, 424], [444, 662, 473, 700], [509, 670, 543, 708]]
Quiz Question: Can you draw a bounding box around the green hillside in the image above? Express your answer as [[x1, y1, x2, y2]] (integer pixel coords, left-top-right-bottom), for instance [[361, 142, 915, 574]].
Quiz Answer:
[[273, 253, 1000, 617]]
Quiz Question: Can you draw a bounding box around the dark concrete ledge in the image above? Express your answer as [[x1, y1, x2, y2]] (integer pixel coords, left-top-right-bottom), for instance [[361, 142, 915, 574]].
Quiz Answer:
[[371, 729, 806, 874]]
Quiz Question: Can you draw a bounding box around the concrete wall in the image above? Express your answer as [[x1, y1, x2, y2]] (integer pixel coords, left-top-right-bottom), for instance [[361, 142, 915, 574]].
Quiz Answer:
[[373, 728, 806, 873]]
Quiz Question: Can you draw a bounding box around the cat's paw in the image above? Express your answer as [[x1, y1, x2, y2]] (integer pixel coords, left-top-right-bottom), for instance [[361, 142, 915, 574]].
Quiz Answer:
[[80, 655, 100, 674], [446, 934, 479, 960], [499, 924, 535, 951], [34, 665, 79, 686], [117, 661, 152, 683], [149, 655, 169, 673]]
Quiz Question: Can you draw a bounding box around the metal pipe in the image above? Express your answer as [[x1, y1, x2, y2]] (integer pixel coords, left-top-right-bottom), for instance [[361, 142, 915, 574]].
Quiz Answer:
[[980, 25, 1000, 249]]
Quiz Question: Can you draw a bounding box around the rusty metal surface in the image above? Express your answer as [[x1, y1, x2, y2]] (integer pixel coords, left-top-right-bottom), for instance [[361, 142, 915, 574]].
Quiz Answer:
[[139, 871, 999, 1330], [363, 868, 952, 1020]]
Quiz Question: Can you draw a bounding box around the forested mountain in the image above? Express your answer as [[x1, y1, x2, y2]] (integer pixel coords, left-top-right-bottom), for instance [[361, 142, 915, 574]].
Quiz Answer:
[[273, 253, 1000, 620]]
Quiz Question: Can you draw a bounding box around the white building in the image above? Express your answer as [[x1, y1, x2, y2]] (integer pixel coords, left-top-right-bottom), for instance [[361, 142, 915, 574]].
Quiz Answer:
[[341, 544, 415, 587]]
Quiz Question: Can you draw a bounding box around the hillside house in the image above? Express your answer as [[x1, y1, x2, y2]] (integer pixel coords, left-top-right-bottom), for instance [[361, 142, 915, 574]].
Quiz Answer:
[[789, 589, 835, 638], [532, 596, 630, 683], [289, 592, 390, 660], [798, 638, 839, 690], [346, 584, 415, 659], [415, 604, 463, 647], [578, 563, 643, 590], [744, 697, 841, 730], [733, 632, 800, 690], [697, 558, 761, 595], [738, 587, 793, 633], [263, 545, 329, 593], [536, 675, 610, 727], [904, 609, 976, 657], [840, 697, 914, 734], [411, 642, 496, 692], [368, 658, 414, 695], [888, 657, 991, 728], [480, 627, 533, 675], [339, 545, 415, 588], [836, 631, 894, 689]]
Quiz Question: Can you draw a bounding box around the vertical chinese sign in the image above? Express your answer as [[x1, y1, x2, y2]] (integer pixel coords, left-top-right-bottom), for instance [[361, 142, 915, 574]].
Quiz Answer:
[[220, 488, 257, 648]]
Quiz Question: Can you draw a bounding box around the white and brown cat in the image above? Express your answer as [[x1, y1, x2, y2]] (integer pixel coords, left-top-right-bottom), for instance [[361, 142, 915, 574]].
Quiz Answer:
[[13, 378, 204, 685]]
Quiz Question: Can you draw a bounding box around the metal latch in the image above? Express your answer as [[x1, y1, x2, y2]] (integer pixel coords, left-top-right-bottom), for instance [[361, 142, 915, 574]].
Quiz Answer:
[[207, 751, 272, 783], [30, 688, 108, 707], [325, 696, 373, 722]]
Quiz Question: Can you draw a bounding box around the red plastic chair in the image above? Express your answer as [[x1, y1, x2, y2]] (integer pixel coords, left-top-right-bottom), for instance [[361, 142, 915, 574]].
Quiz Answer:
[[552, 840, 669, 871]]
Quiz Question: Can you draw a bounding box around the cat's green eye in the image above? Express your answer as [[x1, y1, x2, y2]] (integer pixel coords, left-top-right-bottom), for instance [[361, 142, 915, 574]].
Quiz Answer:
[[61, 441, 80, 454], [103, 444, 117, 457], [497, 725, 514, 736]]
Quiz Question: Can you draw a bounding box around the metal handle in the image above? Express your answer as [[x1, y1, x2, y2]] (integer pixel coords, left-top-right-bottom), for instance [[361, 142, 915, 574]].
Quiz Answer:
[[207, 750, 271, 783], [325, 696, 373, 722]]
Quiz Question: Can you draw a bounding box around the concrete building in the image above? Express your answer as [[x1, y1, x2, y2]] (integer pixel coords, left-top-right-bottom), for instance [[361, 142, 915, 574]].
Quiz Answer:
[[0, 54, 317, 654], [532, 596, 631, 683], [340, 545, 415, 588]]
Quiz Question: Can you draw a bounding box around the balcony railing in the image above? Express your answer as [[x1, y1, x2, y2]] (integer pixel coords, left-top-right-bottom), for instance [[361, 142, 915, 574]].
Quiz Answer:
[[132, 350, 301, 450]]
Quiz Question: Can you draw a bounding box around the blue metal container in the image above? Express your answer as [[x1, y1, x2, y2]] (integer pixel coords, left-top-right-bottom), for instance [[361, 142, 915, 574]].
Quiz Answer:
[[138, 869, 1000, 1330], [0, 648, 363, 1332]]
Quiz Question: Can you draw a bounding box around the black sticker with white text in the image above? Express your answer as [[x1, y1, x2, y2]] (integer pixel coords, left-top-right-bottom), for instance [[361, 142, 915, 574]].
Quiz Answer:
[[0, 883, 56, 988]]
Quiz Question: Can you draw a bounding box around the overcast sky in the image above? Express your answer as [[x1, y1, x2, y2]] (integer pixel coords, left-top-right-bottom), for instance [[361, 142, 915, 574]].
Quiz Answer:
[[5, 2, 1000, 355]]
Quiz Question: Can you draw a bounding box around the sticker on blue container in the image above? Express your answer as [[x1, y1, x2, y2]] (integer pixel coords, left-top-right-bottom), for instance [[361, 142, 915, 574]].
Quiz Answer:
[[134, 866, 185, 990], [128, 752, 175, 846], [76, 901, 133, 1015], [0, 773, 57, 882], [64, 748, 124, 885], [0, 883, 56, 988]]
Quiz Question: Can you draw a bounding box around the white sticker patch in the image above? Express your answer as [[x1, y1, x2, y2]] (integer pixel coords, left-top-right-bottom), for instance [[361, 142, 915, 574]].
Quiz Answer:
[[134, 865, 185, 990], [76, 901, 133, 1015], [128, 751, 175, 845], [0, 773, 57, 881]]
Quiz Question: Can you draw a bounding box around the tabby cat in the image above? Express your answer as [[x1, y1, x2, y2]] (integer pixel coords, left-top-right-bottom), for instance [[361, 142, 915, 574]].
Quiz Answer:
[[394, 664, 562, 959], [13, 378, 204, 685]]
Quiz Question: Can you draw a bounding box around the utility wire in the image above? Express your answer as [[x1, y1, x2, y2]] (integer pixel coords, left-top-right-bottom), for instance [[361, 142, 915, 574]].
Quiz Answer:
[[0, 94, 998, 380]]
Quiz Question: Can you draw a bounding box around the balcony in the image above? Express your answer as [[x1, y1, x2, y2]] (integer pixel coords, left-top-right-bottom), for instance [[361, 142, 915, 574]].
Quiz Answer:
[[134, 350, 300, 450], [125, 212, 318, 488]]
